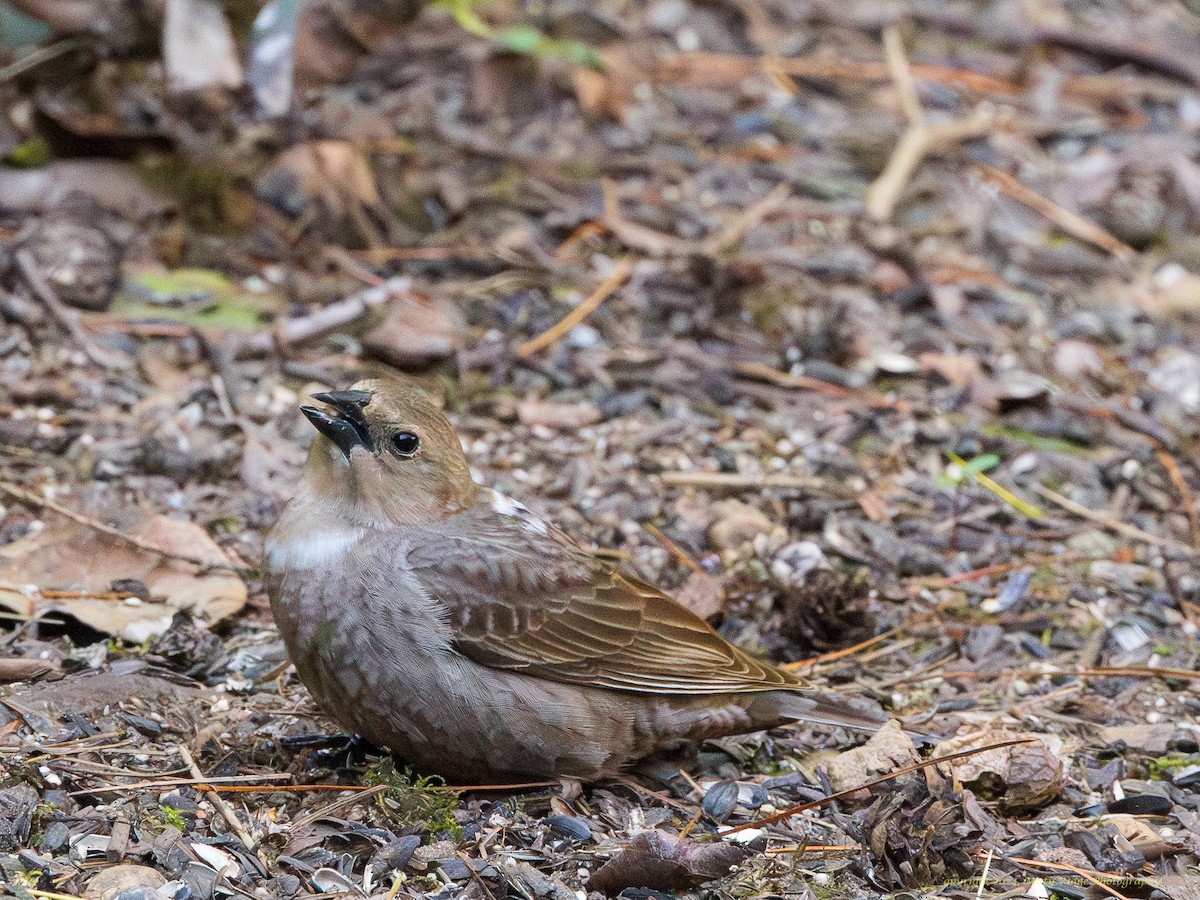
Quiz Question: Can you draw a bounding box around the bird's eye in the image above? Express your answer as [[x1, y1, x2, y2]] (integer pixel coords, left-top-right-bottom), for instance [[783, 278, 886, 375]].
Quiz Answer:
[[391, 431, 421, 457]]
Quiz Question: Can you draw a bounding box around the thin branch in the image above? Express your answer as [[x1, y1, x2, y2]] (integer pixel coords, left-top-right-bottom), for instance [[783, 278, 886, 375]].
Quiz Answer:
[[1030, 482, 1197, 556], [866, 107, 996, 221], [515, 259, 634, 357], [882, 25, 923, 126], [0, 480, 245, 572], [1008, 856, 1132, 900], [732, 360, 906, 410], [1155, 449, 1200, 549], [975, 164, 1135, 260], [178, 745, 266, 865]]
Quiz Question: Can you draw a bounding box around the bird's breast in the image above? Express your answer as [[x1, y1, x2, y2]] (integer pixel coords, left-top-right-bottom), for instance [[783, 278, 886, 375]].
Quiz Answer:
[[264, 525, 365, 571]]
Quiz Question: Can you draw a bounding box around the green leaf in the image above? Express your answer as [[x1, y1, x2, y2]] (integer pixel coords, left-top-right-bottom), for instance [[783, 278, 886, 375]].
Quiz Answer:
[[437, 0, 493, 38], [114, 267, 283, 331], [947, 453, 1042, 519], [961, 453, 1000, 476], [498, 25, 543, 54]]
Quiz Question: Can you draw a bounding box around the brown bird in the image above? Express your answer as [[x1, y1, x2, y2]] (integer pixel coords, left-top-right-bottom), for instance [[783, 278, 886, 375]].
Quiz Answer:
[[265, 379, 887, 781]]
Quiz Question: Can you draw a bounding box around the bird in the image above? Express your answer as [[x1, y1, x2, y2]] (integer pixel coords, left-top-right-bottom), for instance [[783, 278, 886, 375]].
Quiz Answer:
[[264, 378, 889, 781]]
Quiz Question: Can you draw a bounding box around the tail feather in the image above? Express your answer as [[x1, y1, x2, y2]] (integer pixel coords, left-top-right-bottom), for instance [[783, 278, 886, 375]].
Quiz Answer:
[[769, 689, 891, 732]]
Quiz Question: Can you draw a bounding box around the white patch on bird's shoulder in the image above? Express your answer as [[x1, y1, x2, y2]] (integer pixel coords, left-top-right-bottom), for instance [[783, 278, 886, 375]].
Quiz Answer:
[[489, 489, 549, 536], [265, 527, 363, 569]]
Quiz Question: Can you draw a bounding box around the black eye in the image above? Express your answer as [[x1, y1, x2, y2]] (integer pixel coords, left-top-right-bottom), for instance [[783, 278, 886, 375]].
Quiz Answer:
[[391, 432, 420, 456]]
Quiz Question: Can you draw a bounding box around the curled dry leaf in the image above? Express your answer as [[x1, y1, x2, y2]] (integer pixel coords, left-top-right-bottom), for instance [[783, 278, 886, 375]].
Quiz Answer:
[[816, 720, 921, 795], [588, 829, 752, 895], [0, 513, 245, 642], [933, 726, 1064, 813]]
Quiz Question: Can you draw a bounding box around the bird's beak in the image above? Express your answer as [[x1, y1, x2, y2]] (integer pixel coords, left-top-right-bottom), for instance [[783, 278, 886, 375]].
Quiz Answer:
[[301, 390, 376, 459]]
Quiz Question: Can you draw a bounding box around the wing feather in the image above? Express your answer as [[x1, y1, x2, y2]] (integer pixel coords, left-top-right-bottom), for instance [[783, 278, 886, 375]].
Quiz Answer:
[[404, 515, 801, 696]]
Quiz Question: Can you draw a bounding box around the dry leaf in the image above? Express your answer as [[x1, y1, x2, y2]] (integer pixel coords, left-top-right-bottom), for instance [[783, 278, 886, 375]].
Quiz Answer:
[[516, 400, 602, 430], [0, 512, 245, 642], [934, 726, 1064, 813], [588, 829, 751, 895], [815, 720, 920, 794]]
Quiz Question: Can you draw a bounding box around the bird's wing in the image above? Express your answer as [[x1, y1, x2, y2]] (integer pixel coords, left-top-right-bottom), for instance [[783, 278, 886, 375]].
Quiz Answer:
[[403, 517, 797, 695]]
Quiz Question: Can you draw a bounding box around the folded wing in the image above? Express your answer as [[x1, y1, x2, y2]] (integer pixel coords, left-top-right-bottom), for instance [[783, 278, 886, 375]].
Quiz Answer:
[[405, 518, 799, 695]]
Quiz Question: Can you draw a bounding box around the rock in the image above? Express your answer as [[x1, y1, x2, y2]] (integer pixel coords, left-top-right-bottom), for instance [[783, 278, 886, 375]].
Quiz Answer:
[[1099, 724, 1179, 754], [516, 400, 603, 430], [1147, 349, 1200, 409], [84, 865, 167, 900], [708, 500, 775, 554], [1052, 339, 1104, 379], [361, 292, 466, 368], [1088, 561, 1165, 592], [18, 217, 123, 311]]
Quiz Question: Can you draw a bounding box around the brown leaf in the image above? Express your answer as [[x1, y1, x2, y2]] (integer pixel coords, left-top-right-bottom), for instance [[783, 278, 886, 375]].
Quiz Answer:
[[516, 400, 602, 430], [0, 513, 245, 641], [588, 830, 752, 895], [816, 720, 920, 795], [362, 292, 466, 368], [934, 727, 1064, 813]]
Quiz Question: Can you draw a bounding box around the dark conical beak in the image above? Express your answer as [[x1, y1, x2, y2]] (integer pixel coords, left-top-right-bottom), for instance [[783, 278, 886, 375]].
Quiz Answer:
[[301, 389, 376, 458]]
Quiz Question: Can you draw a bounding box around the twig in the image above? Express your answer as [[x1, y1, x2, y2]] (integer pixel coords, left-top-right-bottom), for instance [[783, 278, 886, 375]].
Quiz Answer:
[[515, 259, 634, 357], [1081, 665, 1200, 682], [975, 164, 1135, 260], [13, 249, 131, 369], [290, 784, 389, 831], [703, 182, 792, 256], [0, 480, 244, 572], [721, 737, 1038, 834], [1155, 449, 1200, 549], [882, 25, 923, 127], [643, 524, 706, 575], [1008, 856, 1132, 900], [1029, 482, 1198, 556], [782, 627, 899, 672], [178, 745, 265, 864], [866, 106, 995, 221], [0, 38, 82, 83], [764, 844, 859, 854], [26, 890, 86, 900], [975, 846, 994, 900], [69, 774, 296, 796], [658, 470, 851, 495], [732, 359, 905, 410], [275, 278, 409, 347]]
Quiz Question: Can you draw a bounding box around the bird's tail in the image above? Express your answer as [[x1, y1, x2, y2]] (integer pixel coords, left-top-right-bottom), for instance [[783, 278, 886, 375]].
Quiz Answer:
[[752, 688, 890, 733], [757, 689, 935, 743]]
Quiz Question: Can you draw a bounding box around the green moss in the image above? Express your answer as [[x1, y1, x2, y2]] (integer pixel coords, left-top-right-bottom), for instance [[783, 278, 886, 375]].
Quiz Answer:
[[141, 803, 188, 834], [1149, 753, 1200, 779], [4, 137, 52, 167], [365, 757, 462, 838]]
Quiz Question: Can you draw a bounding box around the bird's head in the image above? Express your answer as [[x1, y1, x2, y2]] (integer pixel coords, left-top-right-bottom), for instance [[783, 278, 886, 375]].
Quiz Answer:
[[299, 378, 476, 523]]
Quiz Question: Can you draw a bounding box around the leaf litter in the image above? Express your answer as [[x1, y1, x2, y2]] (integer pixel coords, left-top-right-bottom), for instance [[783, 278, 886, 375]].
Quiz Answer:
[[1, 0, 1200, 898]]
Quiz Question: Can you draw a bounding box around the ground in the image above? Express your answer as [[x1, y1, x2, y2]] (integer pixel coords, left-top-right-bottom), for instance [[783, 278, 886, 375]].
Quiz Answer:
[[1, 1, 1200, 898]]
